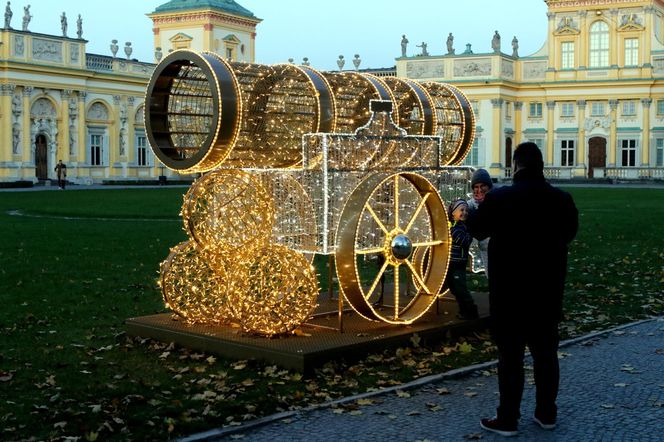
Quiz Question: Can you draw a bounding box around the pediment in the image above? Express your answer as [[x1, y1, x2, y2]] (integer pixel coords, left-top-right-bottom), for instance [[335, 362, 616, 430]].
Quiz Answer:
[[222, 34, 241, 44], [169, 33, 194, 43], [554, 27, 580, 36], [618, 23, 644, 32]]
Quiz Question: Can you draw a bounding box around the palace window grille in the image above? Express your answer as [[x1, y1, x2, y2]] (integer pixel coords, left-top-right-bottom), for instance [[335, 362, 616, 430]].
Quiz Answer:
[[560, 139, 575, 166], [529, 102, 543, 118], [655, 138, 664, 167], [561, 42, 575, 69], [90, 134, 103, 166], [137, 135, 149, 166], [591, 102, 605, 116], [624, 38, 638, 66], [589, 21, 610, 68], [621, 139, 637, 167], [622, 100, 636, 116]]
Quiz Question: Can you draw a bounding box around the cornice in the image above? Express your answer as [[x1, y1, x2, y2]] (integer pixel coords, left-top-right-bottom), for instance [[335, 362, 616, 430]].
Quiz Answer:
[[149, 11, 260, 28], [545, 0, 663, 8]]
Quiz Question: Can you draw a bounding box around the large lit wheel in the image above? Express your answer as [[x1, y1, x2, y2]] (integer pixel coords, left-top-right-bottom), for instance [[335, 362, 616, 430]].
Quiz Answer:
[[182, 169, 275, 256], [227, 244, 319, 337], [160, 240, 234, 324], [335, 172, 450, 324]]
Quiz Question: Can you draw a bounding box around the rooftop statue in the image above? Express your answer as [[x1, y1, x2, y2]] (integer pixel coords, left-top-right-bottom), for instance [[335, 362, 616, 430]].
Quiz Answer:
[[21, 4, 30, 31], [491, 30, 501, 53], [4, 1, 12, 29]]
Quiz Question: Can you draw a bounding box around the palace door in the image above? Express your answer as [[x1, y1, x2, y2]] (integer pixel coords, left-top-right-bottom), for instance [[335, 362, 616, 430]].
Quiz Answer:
[[505, 137, 513, 169], [35, 134, 48, 180], [588, 137, 607, 178]]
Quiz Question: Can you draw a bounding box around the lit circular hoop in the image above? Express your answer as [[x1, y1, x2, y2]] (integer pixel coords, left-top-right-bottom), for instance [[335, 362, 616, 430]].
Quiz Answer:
[[227, 244, 319, 336], [381, 77, 435, 135], [160, 240, 234, 324], [182, 169, 275, 255], [321, 71, 396, 133], [145, 50, 240, 173], [215, 60, 335, 168], [335, 172, 451, 324], [420, 82, 475, 165]]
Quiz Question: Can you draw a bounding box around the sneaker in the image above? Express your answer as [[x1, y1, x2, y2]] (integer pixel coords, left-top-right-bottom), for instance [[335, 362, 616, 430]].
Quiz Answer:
[[480, 417, 518, 437], [533, 414, 556, 430]]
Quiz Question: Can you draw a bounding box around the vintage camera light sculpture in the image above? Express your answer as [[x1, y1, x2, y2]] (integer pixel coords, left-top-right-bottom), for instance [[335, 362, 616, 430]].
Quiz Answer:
[[147, 50, 476, 335]]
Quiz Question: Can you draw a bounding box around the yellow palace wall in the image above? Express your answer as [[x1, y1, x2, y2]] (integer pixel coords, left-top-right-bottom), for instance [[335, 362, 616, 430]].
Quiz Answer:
[[396, 0, 664, 179]]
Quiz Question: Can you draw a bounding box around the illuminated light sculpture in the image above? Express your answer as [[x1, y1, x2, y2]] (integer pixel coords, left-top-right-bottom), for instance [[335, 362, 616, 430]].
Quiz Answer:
[[146, 50, 478, 333], [227, 244, 319, 336], [160, 240, 234, 324], [182, 169, 275, 255]]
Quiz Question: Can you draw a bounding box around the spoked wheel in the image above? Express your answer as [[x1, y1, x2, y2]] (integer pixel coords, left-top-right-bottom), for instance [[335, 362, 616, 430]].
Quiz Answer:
[[335, 172, 450, 324]]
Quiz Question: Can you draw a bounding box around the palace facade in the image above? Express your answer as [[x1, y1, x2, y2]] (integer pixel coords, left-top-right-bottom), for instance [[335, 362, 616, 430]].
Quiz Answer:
[[0, 0, 259, 184], [397, 0, 664, 180]]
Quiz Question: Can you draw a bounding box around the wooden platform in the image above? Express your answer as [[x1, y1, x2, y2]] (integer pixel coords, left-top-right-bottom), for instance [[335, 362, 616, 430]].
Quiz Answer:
[[126, 293, 489, 372]]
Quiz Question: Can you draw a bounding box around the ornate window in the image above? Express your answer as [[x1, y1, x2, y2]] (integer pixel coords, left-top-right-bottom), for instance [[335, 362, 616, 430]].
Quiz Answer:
[[620, 139, 637, 167], [589, 21, 610, 68], [624, 38, 638, 66], [622, 100, 636, 116], [656, 138, 664, 167], [560, 139, 575, 166], [657, 100, 664, 115], [529, 102, 543, 118], [561, 102, 575, 117], [561, 42, 575, 69], [591, 101, 605, 116], [136, 132, 149, 166], [463, 136, 481, 166], [90, 133, 103, 166]]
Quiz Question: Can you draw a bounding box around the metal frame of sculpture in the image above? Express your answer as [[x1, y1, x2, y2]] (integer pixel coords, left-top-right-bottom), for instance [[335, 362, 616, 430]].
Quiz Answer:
[[146, 50, 476, 336]]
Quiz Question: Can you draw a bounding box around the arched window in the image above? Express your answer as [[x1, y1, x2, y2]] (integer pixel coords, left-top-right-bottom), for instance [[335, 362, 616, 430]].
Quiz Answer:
[[589, 21, 609, 68]]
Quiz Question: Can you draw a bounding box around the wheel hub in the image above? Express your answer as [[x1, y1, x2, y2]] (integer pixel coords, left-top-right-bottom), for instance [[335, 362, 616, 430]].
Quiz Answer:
[[390, 233, 413, 261]]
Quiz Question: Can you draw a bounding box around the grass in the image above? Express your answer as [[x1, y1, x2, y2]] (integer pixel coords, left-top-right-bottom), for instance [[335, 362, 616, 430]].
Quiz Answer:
[[0, 186, 662, 441]]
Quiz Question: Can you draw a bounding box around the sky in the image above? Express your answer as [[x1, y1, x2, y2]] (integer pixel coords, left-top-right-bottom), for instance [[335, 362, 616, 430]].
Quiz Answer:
[[14, 0, 549, 71]]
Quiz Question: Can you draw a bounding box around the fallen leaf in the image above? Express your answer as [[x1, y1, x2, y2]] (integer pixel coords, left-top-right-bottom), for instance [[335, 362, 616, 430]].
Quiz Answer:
[[349, 410, 363, 416], [396, 390, 411, 398], [614, 383, 628, 388], [463, 432, 484, 440], [601, 404, 615, 409], [406, 410, 421, 416], [464, 391, 478, 398], [410, 333, 421, 348], [436, 387, 451, 395], [357, 398, 375, 406]]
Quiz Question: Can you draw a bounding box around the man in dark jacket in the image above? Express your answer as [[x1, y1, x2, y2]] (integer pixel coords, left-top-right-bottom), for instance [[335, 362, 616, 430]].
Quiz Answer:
[[467, 142, 578, 437]]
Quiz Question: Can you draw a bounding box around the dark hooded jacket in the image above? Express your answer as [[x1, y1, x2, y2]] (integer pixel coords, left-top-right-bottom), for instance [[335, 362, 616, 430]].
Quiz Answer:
[[466, 168, 578, 324]]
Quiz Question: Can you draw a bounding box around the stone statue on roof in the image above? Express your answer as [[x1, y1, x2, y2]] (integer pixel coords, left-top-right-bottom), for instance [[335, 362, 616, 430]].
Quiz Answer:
[[446, 33, 454, 55], [21, 4, 30, 31], [60, 11, 67, 37], [76, 14, 82, 39], [4, 1, 12, 29], [492, 30, 501, 53], [401, 35, 408, 57], [417, 42, 429, 56], [512, 36, 519, 58]]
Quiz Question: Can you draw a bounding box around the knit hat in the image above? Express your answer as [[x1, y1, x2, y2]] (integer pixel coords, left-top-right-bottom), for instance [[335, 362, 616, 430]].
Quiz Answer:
[[448, 198, 468, 217], [471, 168, 493, 189]]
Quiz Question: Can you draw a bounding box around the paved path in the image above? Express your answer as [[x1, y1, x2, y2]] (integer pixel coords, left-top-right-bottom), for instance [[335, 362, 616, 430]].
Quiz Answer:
[[183, 317, 664, 442]]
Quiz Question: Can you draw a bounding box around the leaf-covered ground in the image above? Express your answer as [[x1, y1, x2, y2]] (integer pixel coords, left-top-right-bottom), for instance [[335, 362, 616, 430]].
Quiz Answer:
[[0, 186, 662, 440]]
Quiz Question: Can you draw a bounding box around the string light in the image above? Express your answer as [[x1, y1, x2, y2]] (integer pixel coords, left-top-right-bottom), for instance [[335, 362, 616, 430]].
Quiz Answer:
[[148, 50, 478, 330]]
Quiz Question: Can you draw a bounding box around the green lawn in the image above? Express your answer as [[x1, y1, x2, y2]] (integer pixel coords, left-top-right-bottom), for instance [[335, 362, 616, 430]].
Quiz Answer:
[[0, 186, 662, 440]]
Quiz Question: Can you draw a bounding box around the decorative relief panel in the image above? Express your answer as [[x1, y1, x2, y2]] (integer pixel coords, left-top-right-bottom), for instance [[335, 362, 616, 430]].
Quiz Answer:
[[453, 58, 491, 77], [31, 98, 57, 119], [523, 61, 547, 79], [70, 43, 80, 63], [13, 35, 25, 56], [32, 38, 63, 63], [135, 106, 145, 125], [501, 59, 514, 79], [405, 61, 444, 79], [653, 57, 664, 74], [88, 102, 109, 120]]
